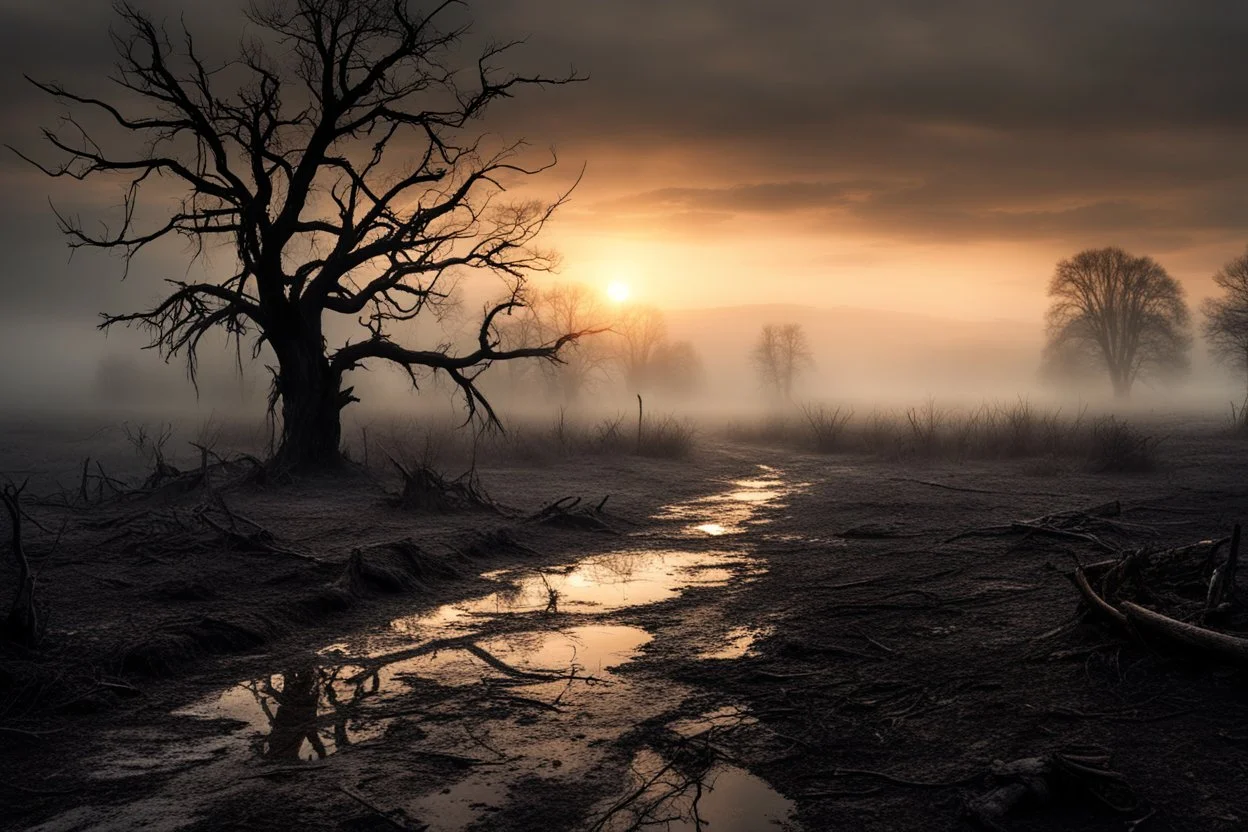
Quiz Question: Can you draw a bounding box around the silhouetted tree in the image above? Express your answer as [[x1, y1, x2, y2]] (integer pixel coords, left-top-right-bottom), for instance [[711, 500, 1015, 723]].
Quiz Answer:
[[752, 323, 813, 401], [614, 304, 667, 391], [502, 282, 610, 404], [1203, 249, 1248, 398], [16, 1, 584, 470], [1043, 247, 1190, 398], [649, 339, 704, 396]]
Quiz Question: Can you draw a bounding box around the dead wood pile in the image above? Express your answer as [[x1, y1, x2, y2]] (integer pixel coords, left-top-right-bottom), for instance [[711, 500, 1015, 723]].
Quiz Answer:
[[1072, 524, 1246, 666]]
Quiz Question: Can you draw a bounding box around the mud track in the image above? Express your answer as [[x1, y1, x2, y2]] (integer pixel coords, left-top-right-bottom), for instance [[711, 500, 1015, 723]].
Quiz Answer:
[[3, 434, 1248, 831]]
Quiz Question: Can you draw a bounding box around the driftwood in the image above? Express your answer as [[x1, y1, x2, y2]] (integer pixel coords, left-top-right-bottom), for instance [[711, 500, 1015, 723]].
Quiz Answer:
[[1072, 566, 1127, 627], [964, 747, 1134, 831], [1204, 524, 1240, 622], [1121, 601, 1248, 665], [1071, 529, 1248, 667]]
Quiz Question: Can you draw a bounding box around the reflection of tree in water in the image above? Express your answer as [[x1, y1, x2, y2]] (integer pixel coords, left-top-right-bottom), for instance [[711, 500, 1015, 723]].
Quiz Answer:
[[583, 551, 648, 583], [244, 661, 381, 761]]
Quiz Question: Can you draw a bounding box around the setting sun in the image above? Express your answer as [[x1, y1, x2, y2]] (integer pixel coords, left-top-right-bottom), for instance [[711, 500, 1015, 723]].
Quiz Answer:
[[606, 280, 632, 303]]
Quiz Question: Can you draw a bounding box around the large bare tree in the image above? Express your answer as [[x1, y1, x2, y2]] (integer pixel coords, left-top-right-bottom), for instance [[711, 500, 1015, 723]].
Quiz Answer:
[[752, 323, 813, 401], [1044, 247, 1190, 398], [1203, 248, 1248, 398], [15, 1, 586, 469]]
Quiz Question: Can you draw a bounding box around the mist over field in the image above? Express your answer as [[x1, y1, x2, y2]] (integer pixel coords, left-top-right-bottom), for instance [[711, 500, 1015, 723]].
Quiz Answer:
[[3, 2, 1248, 831]]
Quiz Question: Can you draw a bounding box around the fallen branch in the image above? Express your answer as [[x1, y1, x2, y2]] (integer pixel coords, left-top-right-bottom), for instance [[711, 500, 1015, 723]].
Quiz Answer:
[[1121, 601, 1248, 666], [1072, 566, 1127, 627]]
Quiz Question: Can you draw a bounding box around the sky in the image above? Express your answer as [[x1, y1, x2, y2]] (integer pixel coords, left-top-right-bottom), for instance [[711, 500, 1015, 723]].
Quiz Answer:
[[3, 0, 1248, 334]]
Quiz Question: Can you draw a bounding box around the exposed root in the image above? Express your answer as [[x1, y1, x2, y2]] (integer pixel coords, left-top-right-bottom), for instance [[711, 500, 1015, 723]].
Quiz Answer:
[[528, 495, 614, 532], [947, 500, 1126, 554], [388, 457, 497, 513], [1068, 527, 1248, 667]]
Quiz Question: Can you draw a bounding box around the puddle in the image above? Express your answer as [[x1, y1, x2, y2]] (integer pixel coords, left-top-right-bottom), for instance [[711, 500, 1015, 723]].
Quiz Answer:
[[392, 549, 744, 629], [176, 624, 654, 763], [655, 464, 810, 537], [699, 625, 772, 660], [594, 748, 794, 832], [74, 463, 802, 831]]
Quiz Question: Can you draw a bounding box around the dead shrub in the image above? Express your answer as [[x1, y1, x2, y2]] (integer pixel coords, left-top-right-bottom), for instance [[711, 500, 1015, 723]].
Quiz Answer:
[[1087, 417, 1159, 473], [637, 416, 696, 459], [802, 404, 853, 452]]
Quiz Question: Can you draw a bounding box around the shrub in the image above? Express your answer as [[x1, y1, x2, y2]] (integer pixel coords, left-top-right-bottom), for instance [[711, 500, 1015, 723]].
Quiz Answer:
[[801, 404, 853, 453], [1086, 416, 1159, 473]]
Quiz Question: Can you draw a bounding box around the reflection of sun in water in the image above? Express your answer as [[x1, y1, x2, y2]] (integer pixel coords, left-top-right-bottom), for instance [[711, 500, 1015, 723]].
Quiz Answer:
[[607, 281, 631, 303]]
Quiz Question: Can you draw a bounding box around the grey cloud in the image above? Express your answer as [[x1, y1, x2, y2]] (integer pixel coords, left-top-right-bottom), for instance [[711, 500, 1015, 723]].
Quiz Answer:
[[4, 0, 1248, 313]]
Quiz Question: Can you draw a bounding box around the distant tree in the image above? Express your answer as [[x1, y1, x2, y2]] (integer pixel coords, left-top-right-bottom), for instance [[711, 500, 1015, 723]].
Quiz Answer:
[[1203, 249, 1248, 398], [503, 282, 610, 404], [752, 324, 813, 401], [614, 304, 668, 391], [649, 340, 704, 396], [16, 1, 584, 470], [1043, 247, 1190, 398]]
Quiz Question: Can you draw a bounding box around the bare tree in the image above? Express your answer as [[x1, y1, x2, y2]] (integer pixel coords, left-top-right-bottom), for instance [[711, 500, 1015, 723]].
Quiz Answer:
[[649, 340, 704, 396], [14, 1, 585, 470], [613, 304, 667, 391], [752, 324, 813, 401], [502, 282, 610, 404], [1203, 249, 1248, 398], [1044, 247, 1190, 398]]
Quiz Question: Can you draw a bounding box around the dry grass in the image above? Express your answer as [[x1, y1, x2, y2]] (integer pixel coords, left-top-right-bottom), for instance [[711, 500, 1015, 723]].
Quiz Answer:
[[1086, 416, 1160, 472], [802, 404, 853, 452], [720, 399, 1161, 471], [1228, 397, 1248, 437], [355, 409, 698, 471]]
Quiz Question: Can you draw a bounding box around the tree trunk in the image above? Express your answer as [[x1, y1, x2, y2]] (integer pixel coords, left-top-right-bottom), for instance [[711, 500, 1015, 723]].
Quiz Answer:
[[1110, 368, 1132, 399], [272, 332, 344, 471]]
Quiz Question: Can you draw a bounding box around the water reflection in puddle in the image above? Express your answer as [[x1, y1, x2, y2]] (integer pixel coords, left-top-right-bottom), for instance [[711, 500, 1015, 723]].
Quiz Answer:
[[178, 625, 654, 762], [699, 625, 772, 660], [597, 749, 794, 832], [118, 464, 804, 831], [392, 550, 743, 630], [655, 464, 807, 537]]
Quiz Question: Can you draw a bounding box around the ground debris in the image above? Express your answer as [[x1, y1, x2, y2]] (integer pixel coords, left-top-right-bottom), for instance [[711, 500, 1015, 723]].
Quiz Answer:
[[962, 746, 1137, 831], [527, 495, 615, 532], [1070, 525, 1248, 666], [388, 456, 497, 513], [947, 500, 1133, 553]]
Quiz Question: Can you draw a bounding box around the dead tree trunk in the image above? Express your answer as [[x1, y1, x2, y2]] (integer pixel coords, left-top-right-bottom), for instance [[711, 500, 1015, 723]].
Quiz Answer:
[[270, 317, 351, 471], [1, 485, 41, 648]]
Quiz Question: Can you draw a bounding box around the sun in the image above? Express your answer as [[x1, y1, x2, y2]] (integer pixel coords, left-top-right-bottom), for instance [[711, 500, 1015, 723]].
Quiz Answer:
[[607, 280, 632, 303]]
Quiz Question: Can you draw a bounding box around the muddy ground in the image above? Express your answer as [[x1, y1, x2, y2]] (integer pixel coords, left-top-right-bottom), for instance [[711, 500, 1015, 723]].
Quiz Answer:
[[1, 417, 1246, 831]]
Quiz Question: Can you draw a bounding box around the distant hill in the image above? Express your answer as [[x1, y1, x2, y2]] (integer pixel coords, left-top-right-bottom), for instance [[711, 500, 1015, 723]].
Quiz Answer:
[[662, 303, 1045, 400]]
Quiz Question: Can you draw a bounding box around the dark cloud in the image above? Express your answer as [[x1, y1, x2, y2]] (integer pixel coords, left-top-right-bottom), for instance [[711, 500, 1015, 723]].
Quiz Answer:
[[2, 0, 1247, 315]]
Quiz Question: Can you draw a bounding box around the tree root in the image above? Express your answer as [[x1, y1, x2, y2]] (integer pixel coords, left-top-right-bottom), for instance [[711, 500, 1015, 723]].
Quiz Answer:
[[947, 501, 1127, 554], [388, 457, 497, 513], [528, 495, 614, 532], [1069, 530, 1248, 667]]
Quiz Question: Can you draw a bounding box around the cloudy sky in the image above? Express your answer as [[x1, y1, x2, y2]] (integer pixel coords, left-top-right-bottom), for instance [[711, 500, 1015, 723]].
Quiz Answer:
[[3, 0, 1248, 327]]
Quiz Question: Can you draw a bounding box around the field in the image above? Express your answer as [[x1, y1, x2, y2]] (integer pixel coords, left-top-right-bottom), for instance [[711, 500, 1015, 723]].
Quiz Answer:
[[1, 407, 1246, 831]]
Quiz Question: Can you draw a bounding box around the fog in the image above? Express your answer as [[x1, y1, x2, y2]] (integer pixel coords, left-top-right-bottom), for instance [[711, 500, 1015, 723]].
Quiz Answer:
[[2, 288, 1237, 431]]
